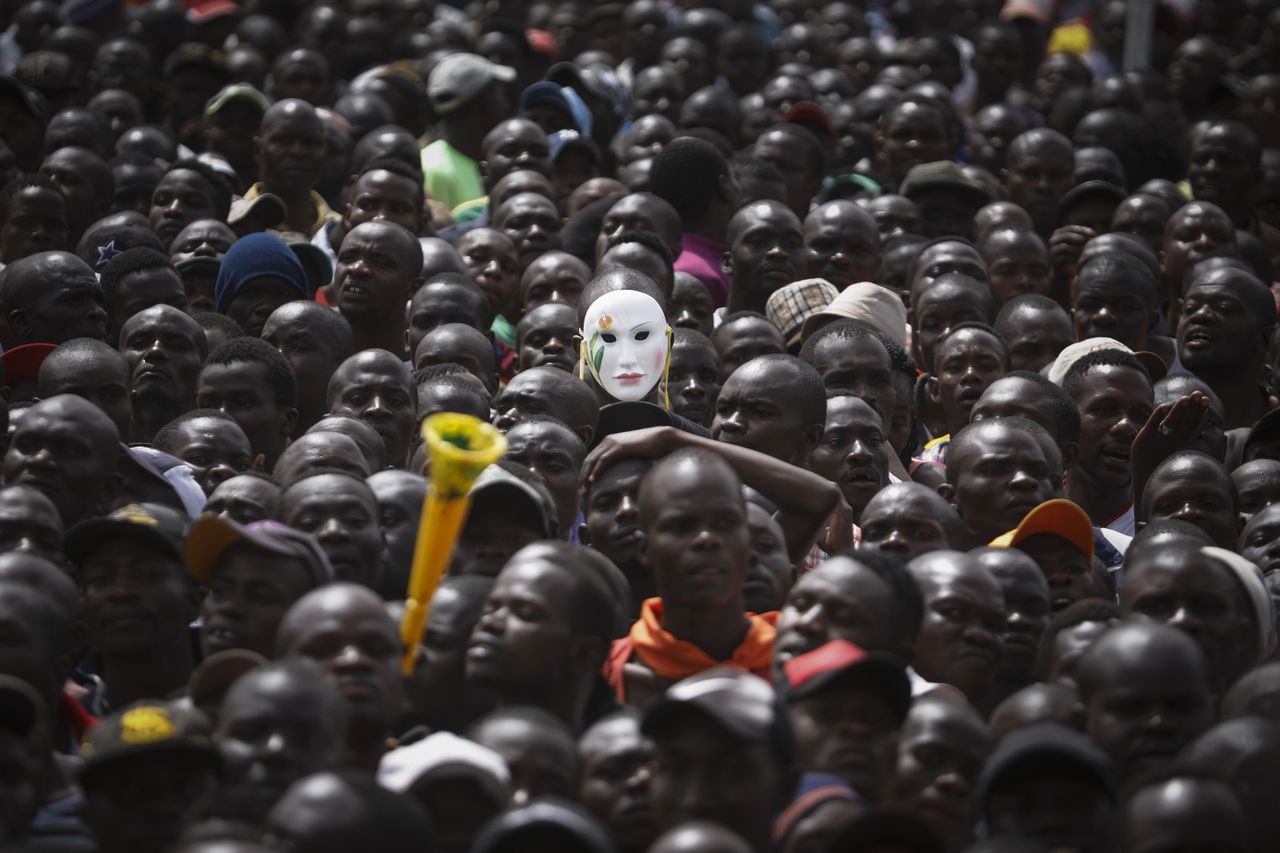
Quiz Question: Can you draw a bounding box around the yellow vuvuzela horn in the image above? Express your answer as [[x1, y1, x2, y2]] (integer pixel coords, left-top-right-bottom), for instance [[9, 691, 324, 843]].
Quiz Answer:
[[400, 412, 507, 675]]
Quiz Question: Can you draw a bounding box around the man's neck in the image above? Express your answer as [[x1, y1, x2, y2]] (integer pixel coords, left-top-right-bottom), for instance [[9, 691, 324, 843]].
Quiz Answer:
[[344, 727, 390, 774], [130, 394, 186, 443], [496, 680, 589, 732], [726, 283, 765, 314], [1066, 466, 1132, 526], [264, 184, 319, 235], [101, 636, 194, 710], [1191, 366, 1270, 429], [351, 320, 406, 360], [440, 119, 484, 162], [686, 209, 729, 246], [659, 597, 752, 662]]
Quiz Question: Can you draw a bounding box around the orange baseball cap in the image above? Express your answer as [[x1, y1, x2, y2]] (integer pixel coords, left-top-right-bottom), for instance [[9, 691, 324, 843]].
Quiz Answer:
[[989, 498, 1094, 562]]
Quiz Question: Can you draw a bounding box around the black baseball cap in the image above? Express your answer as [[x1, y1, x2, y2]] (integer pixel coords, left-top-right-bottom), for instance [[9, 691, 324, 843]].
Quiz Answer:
[[974, 722, 1115, 815], [65, 503, 189, 565], [0, 674, 44, 738], [185, 515, 334, 587], [643, 667, 795, 763], [80, 699, 220, 787], [781, 639, 913, 722]]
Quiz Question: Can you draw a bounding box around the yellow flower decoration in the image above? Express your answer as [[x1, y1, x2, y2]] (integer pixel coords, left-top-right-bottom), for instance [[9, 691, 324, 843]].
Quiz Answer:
[[597, 313, 614, 331]]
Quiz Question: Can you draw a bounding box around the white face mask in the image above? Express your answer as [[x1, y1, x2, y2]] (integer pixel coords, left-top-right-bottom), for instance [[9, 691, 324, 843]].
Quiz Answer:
[[582, 290, 670, 402]]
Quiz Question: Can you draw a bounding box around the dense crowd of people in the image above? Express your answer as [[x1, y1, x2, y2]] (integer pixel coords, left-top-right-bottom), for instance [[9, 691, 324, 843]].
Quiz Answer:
[[0, 0, 1279, 850]]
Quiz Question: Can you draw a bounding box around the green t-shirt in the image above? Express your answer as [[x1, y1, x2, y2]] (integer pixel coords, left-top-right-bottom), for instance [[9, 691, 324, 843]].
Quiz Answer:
[[420, 139, 484, 213]]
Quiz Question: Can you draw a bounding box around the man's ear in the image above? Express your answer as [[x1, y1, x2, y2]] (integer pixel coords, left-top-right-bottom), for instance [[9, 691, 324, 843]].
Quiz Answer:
[[926, 374, 941, 405], [8, 309, 31, 339], [721, 251, 732, 276], [568, 634, 605, 675], [799, 422, 823, 460], [99, 471, 123, 516], [1059, 440, 1079, 471], [577, 425, 594, 447], [936, 481, 957, 509], [577, 520, 591, 547], [282, 407, 298, 440]]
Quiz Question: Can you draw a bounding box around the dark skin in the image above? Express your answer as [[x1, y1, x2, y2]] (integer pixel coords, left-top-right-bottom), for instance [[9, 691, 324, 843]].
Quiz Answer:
[[941, 421, 1062, 546], [1177, 270, 1273, 429], [928, 328, 1009, 437], [876, 101, 954, 191], [1, 395, 119, 526], [493, 192, 563, 271], [1111, 194, 1170, 255], [973, 548, 1050, 706], [491, 367, 596, 445], [670, 274, 714, 337], [712, 359, 823, 467], [667, 336, 721, 429], [327, 351, 416, 468], [468, 713, 578, 808], [585, 426, 840, 569], [170, 219, 235, 312], [455, 228, 521, 322], [366, 470, 425, 600], [38, 344, 132, 439], [1124, 778, 1251, 853], [579, 713, 659, 853], [1141, 454, 1238, 548], [414, 324, 497, 393], [712, 317, 786, 382], [773, 556, 917, 672], [908, 551, 1007, 703], [0, 486, 64, 564], [582, 458, 653, 607], [970, 376, 1078, 468], [0, 251, 107, 348], [1066, 364, 1154, 527], [254, 100, 328, 235], [809, 395, 889, 520], [409, 577, 494, 733], [753, 129, 823, 220], [105, 266, 188, 346], [1078, 623, 1213, 782], [859, 483, 966, 561], [274, 432, 372, 487], [340, 169, 424, 238], [276, 584, 404, 773], [1234, 460, 1280, 521], [802, 200, 881, 289], [791, 679, 902, 805], [280, 474, 384, 591], [195, 361, 296, 474], [723, 201, 805, 314], [1018, 533, 1095, 614], [120, 304, 208, 442], [466, 547, 603, 731], [519, 251, 591, 314], [1187, 123, 1259, 228], [994, 304, 1076, 373], [1072, 266, 1158, 354], [162, 416, 253, 496], [200, 542, 316, 659], [1121, 543, 1255, 696], [1003, 130, 1075, 238], [595, 193, 684, 265], [649, 712, 793, 853], [215, 662, 348, 823], [911, 279, 992, 383], [149, 169, 222, 247], [81, 750, 218, 853], [805, 333, 896, 436], [517, 302, 578, 374], [261, 302, 350, 439], [0, 186, 69, 264], [480, 119, 552, 189], [204, 475, 281, 525], [504, 420, 585, 541], [1159, 202, 1235, 324], [332, 222, 422, 357], [982, 229, 1051, 306], [40, 147, 109, 244], [405, 281, 490, 356], [889, 699, 990, 849]]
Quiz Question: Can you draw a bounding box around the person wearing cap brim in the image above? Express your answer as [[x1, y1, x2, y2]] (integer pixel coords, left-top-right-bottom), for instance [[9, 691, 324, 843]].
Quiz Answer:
[[204, 83, 270, 184], [422, 53, 517, 212], [447, 463, 557, 578], [187, 514, 334, 659], [898, 161, 993, 242], [990, 499, 1099, 613], [643, 668, 798, 853], [782, 639, 910, 804], [974, 723, 1116, 853], [66, 504, 200, 711], [79, 699, 222, 852], [799, 281, 908, 348], [766, 278, 839, 351]]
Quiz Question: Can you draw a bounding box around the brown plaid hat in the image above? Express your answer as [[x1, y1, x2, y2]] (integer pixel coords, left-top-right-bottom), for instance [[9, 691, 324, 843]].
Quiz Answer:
[[766, 278, 839, 347]]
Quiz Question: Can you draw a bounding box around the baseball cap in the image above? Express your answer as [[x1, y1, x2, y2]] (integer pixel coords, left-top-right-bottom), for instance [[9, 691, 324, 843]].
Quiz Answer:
[[188, 0, 239, 24], [80, 699, 220, 786], [782, 640, 912, 721], [470, 464, 555, 538], [65, 503, 190, 565], [549, 129, 600, 166], [1202, 546, 1276, 661], [899, 161, 992, 207], [799, 282, 909, 347], [1045, 337, 1130, 386], [974, 722, 1114, 813], [519, 82, 593, 137], [187, 648, 266, 715], [1243, 407, 1280, 462], [379, 731, 511, 803], [205, 83, 270, 120], [428, 53, 516, 115], [643, 667, 794, 762], [0, 674, 44, 738], [185, 515, 334, 587], [767, 278, 839, 348], [989, 498, 1095, 563], [0, 344, 56, 388]]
